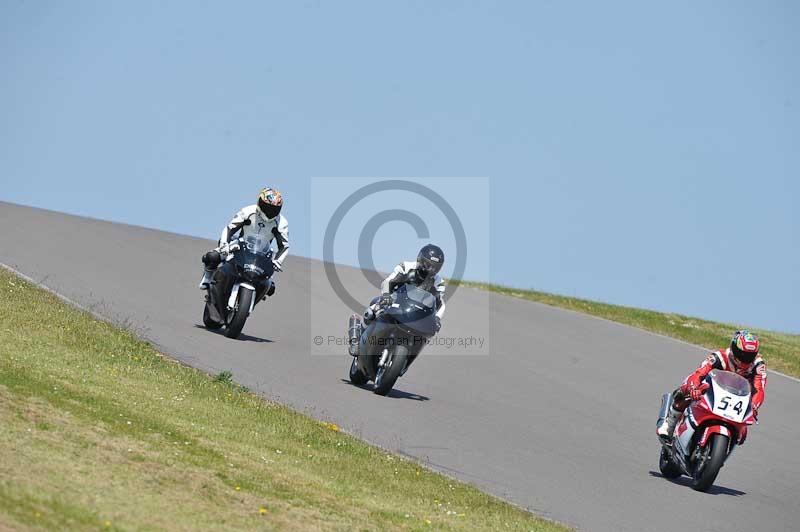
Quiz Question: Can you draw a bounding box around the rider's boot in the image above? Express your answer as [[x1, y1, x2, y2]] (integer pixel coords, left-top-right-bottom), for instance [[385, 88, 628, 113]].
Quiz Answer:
[[198, 268, 216, 289], [656, 405, 681, 442], [199, 251, 222, 289], [266, 279, 276, 296]]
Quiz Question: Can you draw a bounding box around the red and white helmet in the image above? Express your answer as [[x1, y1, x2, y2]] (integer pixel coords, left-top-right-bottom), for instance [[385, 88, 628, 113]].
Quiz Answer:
[[730, 330, 760, 366], [257, 187, 283, 220]]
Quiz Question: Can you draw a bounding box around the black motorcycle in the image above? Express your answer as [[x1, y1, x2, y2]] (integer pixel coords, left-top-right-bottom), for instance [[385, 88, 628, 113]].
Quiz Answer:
[[347, 283, 438, 395], [202, 233, 275, 339]]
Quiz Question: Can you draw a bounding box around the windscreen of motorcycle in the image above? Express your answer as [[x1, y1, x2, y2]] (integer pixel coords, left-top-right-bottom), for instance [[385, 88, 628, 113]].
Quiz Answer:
[[403, 285, 437, 309], [385, 284, 438, 336], [708, 370, 751, 423], [243, 233, 271, 255], [234, 234, 274, 281]]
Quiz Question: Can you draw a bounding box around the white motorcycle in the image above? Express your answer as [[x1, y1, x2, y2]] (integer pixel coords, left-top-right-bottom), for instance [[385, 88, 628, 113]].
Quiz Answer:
[[656, 370, 757, 491]]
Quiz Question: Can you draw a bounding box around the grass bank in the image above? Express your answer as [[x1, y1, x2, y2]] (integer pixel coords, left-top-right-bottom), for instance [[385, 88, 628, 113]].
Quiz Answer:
[[0, 267, 567, 531], [459, 281, 800, 379]]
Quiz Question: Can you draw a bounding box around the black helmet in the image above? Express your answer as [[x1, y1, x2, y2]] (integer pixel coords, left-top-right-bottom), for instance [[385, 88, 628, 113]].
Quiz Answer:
[[417, 244, 444, 279]]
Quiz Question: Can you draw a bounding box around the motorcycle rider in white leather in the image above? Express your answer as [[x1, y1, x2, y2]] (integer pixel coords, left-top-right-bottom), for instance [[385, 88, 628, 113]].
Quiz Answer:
[[198, 187, 289, 294]]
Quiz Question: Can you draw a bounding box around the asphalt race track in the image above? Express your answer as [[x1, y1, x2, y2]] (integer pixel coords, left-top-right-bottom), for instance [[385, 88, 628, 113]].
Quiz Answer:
[[2, 202, 798, 531]]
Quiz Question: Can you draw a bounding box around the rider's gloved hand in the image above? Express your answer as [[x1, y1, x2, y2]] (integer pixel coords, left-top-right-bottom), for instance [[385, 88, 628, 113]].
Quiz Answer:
[[380, 294, 393, 307], [689, 382, 709, 401], [680, 374, 701, 397]]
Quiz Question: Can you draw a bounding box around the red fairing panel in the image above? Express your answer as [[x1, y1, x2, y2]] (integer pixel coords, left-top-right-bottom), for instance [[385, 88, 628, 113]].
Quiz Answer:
[[691, 401, 753, 445], [699, 425, 731, 447], [690, 401, 717, 426]]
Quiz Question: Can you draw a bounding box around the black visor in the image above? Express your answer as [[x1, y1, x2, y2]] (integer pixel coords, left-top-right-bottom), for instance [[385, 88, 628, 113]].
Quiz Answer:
[[419, 257, 442, 277], [731, 344, 757, 365], [258, 199, 282, 220]]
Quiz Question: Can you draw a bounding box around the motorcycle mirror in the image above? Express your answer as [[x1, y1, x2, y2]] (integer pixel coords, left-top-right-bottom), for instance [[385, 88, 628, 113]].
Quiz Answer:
[[243, 219, 252, 226]]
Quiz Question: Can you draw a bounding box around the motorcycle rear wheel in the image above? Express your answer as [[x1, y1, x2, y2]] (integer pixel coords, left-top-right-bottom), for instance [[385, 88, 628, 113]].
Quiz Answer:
[[691, 433, 729, 492], [348, 358, 368, 385], [658, 447, 682, 479], [203, 304, 223, 330]]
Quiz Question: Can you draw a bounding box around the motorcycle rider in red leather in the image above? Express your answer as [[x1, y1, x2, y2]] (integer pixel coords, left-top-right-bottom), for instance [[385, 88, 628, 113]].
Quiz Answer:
[[657, 330, 766, 442]]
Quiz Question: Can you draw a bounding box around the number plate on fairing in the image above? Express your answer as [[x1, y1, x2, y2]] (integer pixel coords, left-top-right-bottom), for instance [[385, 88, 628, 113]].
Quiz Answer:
[[710, 379, 750, 423]]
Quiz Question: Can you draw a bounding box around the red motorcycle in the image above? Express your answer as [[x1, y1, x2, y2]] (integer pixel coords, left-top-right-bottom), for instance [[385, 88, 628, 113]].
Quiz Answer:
[[656, 369, 757, 491]]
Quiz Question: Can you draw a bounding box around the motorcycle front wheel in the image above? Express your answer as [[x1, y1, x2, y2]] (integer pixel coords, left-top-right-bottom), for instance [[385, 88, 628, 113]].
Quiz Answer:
[[691, 433, 729, 492], [225, 288, 253, 339], [373, 345, 408, 396]]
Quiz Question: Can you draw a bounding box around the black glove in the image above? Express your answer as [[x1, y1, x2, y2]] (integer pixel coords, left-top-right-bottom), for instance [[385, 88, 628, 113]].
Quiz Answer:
[[435, 316, 442, 333], [380, 294, 393, 307]]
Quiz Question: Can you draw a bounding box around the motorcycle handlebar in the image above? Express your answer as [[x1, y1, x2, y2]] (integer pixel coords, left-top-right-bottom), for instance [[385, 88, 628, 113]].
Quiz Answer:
[[219, 240, 241, 255]]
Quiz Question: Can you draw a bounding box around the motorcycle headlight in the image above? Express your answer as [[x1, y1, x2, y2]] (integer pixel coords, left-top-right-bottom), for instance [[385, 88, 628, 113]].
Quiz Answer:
[[242, 264, 263, 282]]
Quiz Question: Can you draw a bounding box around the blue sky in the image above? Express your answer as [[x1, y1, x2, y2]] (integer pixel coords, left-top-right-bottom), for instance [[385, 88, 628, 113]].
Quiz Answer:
[[1, 1, 798, 332]]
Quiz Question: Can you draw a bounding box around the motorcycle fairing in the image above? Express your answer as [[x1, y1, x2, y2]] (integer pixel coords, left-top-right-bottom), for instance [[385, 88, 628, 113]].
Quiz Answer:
[[708, 376, 751, 424], [674, 412, 696, 456], [355, 284, 436, 381], [675, 386, 750, 459], [659, 370, 759, 486], [698, 425, 731, 448], [205, 263, 236, 324], [206, 244, 274, 323], [356, 320, 391, 379], [384, 285, 438, 336]]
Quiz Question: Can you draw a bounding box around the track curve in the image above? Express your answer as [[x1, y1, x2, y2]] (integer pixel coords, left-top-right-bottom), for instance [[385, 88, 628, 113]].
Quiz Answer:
[[1, 202, 798, 531]]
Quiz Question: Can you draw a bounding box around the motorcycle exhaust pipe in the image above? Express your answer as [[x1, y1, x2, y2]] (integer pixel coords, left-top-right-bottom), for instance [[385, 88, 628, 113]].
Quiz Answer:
[[348, 314, 361, 357], [657, 392, 673, 429]]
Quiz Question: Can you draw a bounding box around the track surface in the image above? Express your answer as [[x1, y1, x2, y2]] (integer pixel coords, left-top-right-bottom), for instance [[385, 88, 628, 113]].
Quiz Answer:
[[2, 202, 798, 531]]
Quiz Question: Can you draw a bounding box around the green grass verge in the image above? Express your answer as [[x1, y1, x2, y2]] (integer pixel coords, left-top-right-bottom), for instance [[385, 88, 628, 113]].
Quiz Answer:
[[0, 268, 567, 532], [458, 281, 800, 379]]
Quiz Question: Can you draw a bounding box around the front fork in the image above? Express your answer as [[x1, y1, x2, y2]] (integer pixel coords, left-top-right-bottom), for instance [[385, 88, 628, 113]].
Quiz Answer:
[[228, 283, 256, 316], [378, 348, 391, 368]]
